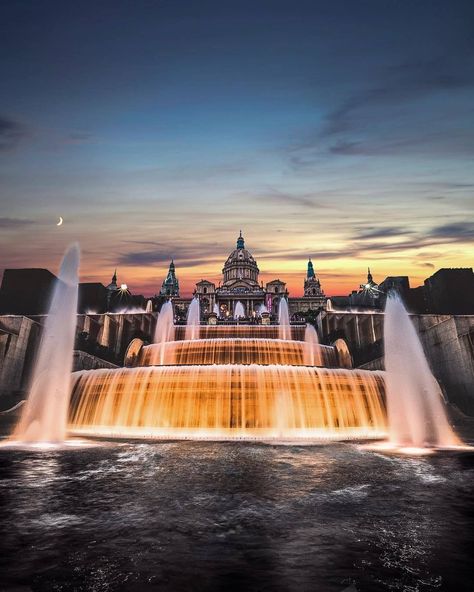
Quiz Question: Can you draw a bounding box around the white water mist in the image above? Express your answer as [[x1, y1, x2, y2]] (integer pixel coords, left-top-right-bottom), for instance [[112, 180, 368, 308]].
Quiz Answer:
[[278, 299, 290, 340], [185, 298, 200, 340], [13, 243, 80, 443], [384, 293, 459, 448], [154, 301, 174, 343], [304, 324, 322, 366]]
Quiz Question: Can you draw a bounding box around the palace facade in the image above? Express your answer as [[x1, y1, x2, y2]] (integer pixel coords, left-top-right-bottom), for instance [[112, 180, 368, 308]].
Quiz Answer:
[[159, 232, 327, 319]]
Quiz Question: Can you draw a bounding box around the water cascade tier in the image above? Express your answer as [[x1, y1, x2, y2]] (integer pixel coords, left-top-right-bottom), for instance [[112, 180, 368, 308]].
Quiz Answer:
[[139, 338, 337, 367], [69, 320, 387, 440], [69, 365, 386, 440], [173, 325, 306, 341]]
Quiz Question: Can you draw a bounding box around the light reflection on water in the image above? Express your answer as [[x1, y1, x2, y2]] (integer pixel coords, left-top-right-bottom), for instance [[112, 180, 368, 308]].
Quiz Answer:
[[0, 441, 473, 592]]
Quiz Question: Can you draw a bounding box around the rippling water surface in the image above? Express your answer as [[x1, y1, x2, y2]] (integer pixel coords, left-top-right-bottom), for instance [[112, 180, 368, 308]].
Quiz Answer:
[[1, 435, 474, 591]]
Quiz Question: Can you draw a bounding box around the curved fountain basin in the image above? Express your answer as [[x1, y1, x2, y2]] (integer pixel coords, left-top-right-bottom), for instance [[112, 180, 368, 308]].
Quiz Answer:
[[173, 325, 306, 341], [139, 338, 337, 367], [68, 365, 387, 441]]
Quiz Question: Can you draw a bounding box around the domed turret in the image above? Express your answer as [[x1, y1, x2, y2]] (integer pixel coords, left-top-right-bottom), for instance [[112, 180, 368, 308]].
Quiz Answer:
[[222, 232, 260, 288]]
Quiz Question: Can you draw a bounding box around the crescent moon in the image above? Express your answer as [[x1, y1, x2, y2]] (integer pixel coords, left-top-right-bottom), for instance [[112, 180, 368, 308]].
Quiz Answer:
[[57, 216, 63, 226]]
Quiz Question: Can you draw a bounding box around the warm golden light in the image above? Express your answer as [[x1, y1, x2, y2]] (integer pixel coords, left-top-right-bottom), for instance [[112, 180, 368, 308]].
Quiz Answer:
[[139, 338, 334, 367], [68, 321, 388, 441], [69, 364, 386, 440]]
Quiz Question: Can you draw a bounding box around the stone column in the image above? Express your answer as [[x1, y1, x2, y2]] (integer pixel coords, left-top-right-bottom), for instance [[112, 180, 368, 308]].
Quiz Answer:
[[99, 314, 112, 347]]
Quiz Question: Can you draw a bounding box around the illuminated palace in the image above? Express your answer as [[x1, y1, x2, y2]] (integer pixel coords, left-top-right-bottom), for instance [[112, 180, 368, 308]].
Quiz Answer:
[[160, 232, 327, 318]]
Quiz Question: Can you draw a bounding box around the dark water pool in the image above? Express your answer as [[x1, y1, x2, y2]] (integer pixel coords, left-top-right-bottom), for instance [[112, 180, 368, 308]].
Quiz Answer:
[[1, 436, 473, 592]]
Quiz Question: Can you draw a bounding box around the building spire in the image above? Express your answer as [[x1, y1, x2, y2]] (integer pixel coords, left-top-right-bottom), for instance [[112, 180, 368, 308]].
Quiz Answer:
[[307, 258, 315, 279], [237, 230, 245, 249], [367, 267, 373, 283], [112, 269, 117, 283]]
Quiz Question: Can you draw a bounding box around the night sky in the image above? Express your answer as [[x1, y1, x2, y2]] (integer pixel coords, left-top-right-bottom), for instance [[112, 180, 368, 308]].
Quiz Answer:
[[1, 0, 473, 297]]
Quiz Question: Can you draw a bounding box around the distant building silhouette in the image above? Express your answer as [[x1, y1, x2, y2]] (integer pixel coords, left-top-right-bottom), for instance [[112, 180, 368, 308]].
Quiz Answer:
[[0, 268, 57, 314], [78, 283, 108, 314], [424, 268, 474, 314], [349, 268, 381, 309]]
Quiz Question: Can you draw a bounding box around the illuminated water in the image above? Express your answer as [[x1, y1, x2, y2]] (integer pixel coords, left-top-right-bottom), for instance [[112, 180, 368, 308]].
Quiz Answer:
[[139, 338, 336, 367], [304, 323, 322, 366], [1, 429, 473, 591], [69, 365, 386, 440], [185, 298, 200, 340], [153, 300, 174, 344], [278, 298, 291, 340], [234, 301, 245, 318], [384, 294, 460, 448], [174, 325, 306, 340], [13, 244, 80, 444]]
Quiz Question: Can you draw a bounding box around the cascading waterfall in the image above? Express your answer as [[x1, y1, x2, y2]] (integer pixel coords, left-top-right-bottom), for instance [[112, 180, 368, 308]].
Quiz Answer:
[[154, 301, 174, 344], [139, 338, 337, 367], [278, 298, 291, 340], [384, 293, 460, 448], [174, 325, 306, 340], [185, 298, 200, 340], [68, 308, 389, 440], [234, 301, 245, 319], [13, 243, 80, 443], [69, 365, 386, 440]]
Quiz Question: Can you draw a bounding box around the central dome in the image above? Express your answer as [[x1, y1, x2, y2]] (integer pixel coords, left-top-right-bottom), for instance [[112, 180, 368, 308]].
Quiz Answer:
[[222, 232, 260, 289]]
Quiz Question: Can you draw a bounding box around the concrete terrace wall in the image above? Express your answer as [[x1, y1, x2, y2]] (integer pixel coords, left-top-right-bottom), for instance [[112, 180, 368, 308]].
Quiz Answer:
[[0, 312, 157, 399], [0, 316, 41, 397], [320, 311, 474, 414], [73, 351, 118, 371]]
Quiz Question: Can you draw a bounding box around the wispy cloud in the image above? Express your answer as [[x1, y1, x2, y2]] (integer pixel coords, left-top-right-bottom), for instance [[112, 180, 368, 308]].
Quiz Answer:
[[0, 217, 34, 229], [356, 226, 411, 240], [0, 116, 28, 152], [242, 188, 332, 210], [427, 221, 474, 239], [323, 57, 474, 138], [118, 241, 223, 268]]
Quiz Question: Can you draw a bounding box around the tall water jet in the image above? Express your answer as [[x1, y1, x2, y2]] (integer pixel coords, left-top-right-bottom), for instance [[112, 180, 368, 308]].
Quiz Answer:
[[234, 301, 245, 319], [213, 303, 220, 317], [257, 303, 268, 315], [384, 293, 459, 448], [185, 298, 200, 340], [304, 324, 322, 366], [154, 301, 174, 344], [146, 299, 153, 313], [13, 243, 80, 443], [278, 298, 290, 340]]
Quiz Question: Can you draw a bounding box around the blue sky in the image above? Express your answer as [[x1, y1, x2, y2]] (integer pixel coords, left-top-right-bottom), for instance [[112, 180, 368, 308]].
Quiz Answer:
[[1, 0, 473, 295]]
